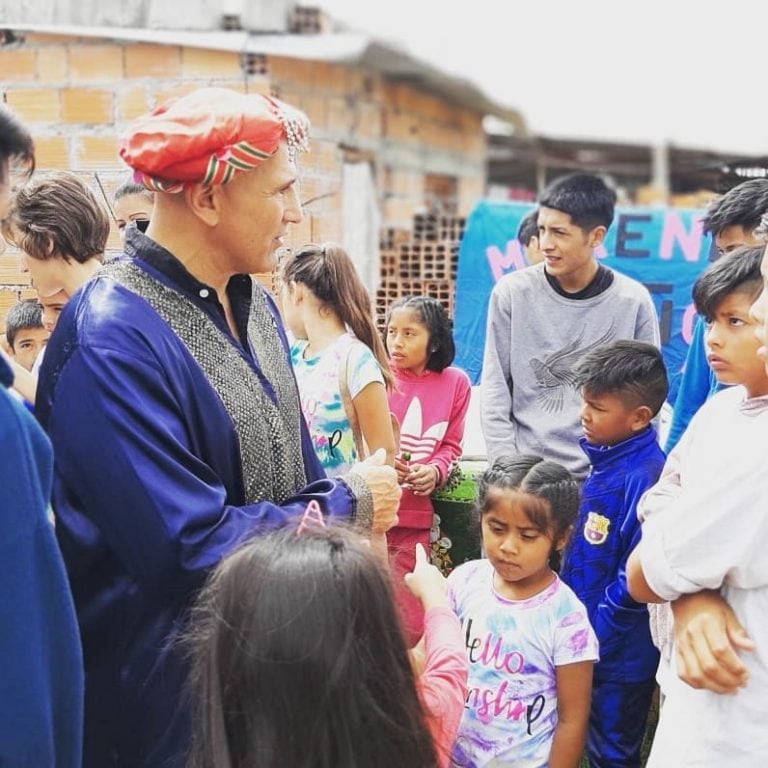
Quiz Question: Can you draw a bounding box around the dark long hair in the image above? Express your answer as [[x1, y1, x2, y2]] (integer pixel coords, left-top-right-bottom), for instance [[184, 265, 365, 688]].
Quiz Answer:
[[386, 295, 455, 372], [186, 525, 438, 768], [280, 243, 394, 388]]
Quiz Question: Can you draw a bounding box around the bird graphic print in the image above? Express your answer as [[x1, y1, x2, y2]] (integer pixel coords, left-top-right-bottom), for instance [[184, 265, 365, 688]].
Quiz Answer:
[[530, 325, 615, 413]]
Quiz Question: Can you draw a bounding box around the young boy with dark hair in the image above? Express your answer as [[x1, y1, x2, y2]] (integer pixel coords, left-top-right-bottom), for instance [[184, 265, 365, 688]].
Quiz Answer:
[[627, 245, 768, 767], [560, 339, 667, 768], [4, 299, 48, 372], [482, 173, 660, 479], [665, 178, 768, 451]]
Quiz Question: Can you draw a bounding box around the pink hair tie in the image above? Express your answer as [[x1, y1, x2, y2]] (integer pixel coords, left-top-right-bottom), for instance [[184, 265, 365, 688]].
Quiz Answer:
[[296, 499, 325, 536]]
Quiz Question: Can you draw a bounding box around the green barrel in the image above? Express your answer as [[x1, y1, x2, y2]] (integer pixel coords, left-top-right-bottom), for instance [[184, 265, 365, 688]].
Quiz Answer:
[[429, 458, 486, 576]]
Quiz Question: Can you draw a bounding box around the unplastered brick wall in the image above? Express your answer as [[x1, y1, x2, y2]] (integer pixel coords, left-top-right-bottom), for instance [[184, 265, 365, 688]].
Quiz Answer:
[[268, 57, 486, 324], [0, 32, 276, 328], [1, 31, 488, 332], [262, 54, 487, 226], [1, 34, 260, 251]]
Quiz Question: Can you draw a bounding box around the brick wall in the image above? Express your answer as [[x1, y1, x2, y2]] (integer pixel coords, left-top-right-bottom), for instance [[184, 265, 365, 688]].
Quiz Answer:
[[1, 31, 488, 332]]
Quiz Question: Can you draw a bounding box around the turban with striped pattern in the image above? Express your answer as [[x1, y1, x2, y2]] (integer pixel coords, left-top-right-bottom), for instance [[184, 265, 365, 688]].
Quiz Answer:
[[119, 87, 309, 193]]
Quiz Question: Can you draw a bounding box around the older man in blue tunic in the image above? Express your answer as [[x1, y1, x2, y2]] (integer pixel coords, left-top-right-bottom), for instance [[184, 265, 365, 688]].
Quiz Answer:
[[36, 88, 400, 767]]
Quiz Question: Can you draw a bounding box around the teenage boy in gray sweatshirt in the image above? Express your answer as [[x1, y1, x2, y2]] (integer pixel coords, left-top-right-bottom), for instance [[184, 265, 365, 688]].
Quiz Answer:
[[481, 173, 660, 479]]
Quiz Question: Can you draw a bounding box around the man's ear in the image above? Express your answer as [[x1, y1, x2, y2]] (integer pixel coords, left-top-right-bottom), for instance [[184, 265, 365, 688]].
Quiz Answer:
[[587, 225, 607, 248], [184, 183, 220, 226]]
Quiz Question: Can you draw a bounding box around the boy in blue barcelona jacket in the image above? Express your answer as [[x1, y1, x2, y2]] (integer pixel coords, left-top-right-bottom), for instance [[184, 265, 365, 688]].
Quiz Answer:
[[560, 340, 667, 768]]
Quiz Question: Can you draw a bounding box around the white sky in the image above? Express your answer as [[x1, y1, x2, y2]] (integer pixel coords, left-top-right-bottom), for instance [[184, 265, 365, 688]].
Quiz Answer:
[[316, 0, 767, 156]]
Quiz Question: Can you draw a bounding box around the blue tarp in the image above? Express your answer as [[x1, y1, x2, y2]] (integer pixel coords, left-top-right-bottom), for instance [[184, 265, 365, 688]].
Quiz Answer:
[[453, 201, 713, 403]]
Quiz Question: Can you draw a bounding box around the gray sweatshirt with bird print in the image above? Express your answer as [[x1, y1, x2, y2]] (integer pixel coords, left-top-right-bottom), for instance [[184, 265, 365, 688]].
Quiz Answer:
[[480, 262, 660, 478]]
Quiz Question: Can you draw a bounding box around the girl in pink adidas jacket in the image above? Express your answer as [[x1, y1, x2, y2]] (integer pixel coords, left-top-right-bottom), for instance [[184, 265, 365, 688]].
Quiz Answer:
[[386, 296, 471, 645]]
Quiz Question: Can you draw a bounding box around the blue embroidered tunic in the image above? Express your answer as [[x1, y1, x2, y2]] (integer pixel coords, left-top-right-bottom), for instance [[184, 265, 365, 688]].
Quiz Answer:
[[36, 231, 366, 767]]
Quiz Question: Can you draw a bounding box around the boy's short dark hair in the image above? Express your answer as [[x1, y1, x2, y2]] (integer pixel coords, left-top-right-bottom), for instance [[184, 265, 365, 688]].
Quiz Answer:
[[573, 340, 668, 417], [701, 179, 768, 237], [3, 171, 109, 264], [517, 209, 539, 247], [538, 173, 616, 232], [5, 299, 44, 348], [693, 245, 764, 321]]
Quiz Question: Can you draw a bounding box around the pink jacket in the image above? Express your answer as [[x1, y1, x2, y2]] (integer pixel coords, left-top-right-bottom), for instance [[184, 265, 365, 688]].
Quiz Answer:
[[418, 606, 468, 767], [389, 366, 471, 528]]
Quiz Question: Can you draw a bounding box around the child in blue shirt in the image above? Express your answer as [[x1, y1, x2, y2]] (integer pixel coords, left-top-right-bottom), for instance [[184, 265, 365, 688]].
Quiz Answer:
[[560, 340, 668, 768], [665, 178, 768, 451]]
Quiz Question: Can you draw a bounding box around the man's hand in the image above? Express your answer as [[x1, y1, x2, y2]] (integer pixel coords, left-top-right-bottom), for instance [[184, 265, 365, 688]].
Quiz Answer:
[[672, 590, 755, 694], [349, 448, 401, 534], [405, 543, 449, 611]]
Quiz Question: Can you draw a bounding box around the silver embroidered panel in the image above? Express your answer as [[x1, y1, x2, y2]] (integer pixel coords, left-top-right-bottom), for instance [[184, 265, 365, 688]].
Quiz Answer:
[[102, 260, 307, 505]]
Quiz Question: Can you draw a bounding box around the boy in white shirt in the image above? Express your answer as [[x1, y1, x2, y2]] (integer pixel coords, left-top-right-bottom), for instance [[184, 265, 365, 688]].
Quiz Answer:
[[627, 245, 768, 767]]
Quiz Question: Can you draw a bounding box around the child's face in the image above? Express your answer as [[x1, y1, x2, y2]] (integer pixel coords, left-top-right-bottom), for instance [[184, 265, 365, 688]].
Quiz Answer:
[[705, 289, 768, 398], [39, 290, 68, 333], [386, 307, 430, 375], [750, 246, 768, 375], [114, 193, 152, 241], [11, 326, 49, 371], [20, 249, 95, 301], [714, 224, 761, 256], [481, 489, 564, 601], [579, 388, 648, 446]]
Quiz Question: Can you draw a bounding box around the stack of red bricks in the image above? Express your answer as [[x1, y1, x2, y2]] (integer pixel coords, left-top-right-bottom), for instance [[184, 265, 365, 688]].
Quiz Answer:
[[376, 213, 466, 329]]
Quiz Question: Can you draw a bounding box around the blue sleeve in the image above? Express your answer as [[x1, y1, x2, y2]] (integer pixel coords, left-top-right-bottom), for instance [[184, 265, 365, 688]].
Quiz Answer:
[[0, 389, 82, 768], [665, 317, 711, 452], [594, 471, 655, 629], [46, 344, 356, 590]]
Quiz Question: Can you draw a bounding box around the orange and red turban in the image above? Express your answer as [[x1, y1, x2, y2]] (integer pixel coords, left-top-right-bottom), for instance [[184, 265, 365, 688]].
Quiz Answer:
[[119, 87, 310, 193]]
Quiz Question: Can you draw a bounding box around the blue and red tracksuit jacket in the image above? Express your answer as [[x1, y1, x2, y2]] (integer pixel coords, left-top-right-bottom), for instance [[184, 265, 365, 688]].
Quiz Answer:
[[560, 426, 665, 684]]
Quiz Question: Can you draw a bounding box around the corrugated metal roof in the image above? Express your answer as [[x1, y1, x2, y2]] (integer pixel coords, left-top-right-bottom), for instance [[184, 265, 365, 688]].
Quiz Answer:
[[10, 24, 526, 131]]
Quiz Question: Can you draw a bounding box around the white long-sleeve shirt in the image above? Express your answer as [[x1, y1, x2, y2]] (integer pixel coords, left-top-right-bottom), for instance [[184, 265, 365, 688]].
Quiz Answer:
[[639, 386, 768, 767]]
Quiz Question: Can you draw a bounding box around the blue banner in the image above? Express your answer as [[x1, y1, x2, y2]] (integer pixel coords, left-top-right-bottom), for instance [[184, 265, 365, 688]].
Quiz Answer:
[[454, 201, 714, 403]]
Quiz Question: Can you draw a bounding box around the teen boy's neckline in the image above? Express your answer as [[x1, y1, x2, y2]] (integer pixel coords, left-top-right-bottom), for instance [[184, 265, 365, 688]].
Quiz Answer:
[[545, 263, 614, 300]]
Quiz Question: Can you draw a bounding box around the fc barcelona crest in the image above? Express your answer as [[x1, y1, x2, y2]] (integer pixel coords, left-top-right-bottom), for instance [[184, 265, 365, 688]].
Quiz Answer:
[[583, 512, 610, 545]]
